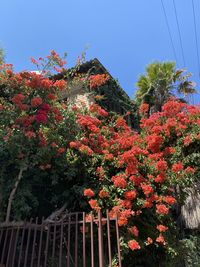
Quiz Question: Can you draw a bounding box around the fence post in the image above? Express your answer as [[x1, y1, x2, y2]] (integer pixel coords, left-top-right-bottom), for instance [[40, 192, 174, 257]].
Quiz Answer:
[[98, 211, 104, 267]]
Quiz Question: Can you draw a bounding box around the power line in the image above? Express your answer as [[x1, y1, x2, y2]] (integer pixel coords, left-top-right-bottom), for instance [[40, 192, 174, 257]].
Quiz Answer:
[[172, 0, 186, 67], [160, 0, 178, 63], [191, 0, 200, 78]]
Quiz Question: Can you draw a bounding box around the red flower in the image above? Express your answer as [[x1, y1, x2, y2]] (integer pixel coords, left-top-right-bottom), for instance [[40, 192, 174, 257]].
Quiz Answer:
[[89, 74, 109, 89], [31, 97, 42, 107], [40, 104, 51, 112], [69, 141, 81, 149], [183, 136, 192, 146], [57, 147, 65, 154], [139, 103, 149, 115], [99, 189, 109, 198], [128, 226, 139, 237], [156, 225, 168, 232], [112, 175, 127, 189], [141, 183, 154, 196], [36, 111, 48, 123], [88, 199, 99, 210], [185, 166, 196, 174], [156, 204, 169, 215], [79, 145, 93, 155], [47, 93, 56, 100], [84, 188, 95, 197], [163, 196, 176, 205], [156, 160, 168, 172], [124, 190, 137, 200], [11, 94, 25, 104], [24, 131, 36, 139], [172, 162, 183, 173], [146, 237, 153, 245], [155, 173, 165, 183], [128, 240, 141, 251], [54, 80, 66, 90], [156, 234, 166, 244]]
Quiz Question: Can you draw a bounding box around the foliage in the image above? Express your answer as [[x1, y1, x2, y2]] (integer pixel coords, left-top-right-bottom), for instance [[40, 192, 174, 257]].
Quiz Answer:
[[135, 62, 196, 112], [70, 99, 200, 265], [0, 52, 84, 221], [0, 53, 200, 265], [0, 48, 4, 65]]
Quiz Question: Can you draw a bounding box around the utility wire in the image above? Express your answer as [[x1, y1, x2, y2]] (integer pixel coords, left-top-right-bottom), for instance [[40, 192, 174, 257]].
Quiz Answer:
[[172, 0, 186, 67], [191, 0, 200, 78], [160, 0, 178, 63]]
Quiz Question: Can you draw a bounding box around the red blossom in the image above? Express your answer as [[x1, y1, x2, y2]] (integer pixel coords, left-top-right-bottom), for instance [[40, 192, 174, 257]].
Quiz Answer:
[[89, 74, 109, 89], [172, 162, 184, 173], [84, 189, 95, 197], [128, 226, 139, 237], [124, 190, 137, 200], [112, 175, 127, 189], [156, 160, 168, 172], [163, 196, 176, 205], [146, 237, 153, 245], [139, 103, 149, 115], [36, 111, 48, 124], [156, 225, 168, 232], [88, 199, 99, 210], [99, 190, 109, 198], [141, 183, 154, 196], [128, 240, 141, 251], [31, 97, 42, 107], [54, 80, 67, 90], [156, 234, 166, 245], [156, 204, 169, 215]]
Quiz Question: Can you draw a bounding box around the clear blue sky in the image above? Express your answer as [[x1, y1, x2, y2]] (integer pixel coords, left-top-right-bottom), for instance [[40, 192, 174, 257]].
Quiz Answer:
[[1, 0, 200, 103]]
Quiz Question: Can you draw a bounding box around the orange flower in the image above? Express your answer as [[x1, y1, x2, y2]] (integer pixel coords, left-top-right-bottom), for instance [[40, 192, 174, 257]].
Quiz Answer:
[[84, 189, 95, 197], [156, 225, 168, 232], [156, 204, 169, 215], [124, 190, 137, 200], [112, 175, 127, 189], [141, 183, 154, 196], [99, 189, 109, 198], [54, 80, 67, 90], [163, 196, 176, 205], [156, 234, 166, 245], [118, 216, 128, 226], [88, 199, 99, 210], [128, 240, 141, 250], [89, 74, 109, 89], [139, 103, 149, 115]]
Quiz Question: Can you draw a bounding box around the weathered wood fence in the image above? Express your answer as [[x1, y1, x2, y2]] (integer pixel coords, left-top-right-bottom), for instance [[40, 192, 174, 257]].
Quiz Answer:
[[0, 211, 121, 267]]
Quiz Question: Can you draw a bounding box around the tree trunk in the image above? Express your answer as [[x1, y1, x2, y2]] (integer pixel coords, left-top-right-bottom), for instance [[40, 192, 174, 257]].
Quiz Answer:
[[5, 167, 25, 223]]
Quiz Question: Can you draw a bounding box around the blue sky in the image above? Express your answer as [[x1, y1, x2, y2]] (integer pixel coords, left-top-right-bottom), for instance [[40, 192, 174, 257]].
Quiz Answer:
[[1, 0, 200, 103]]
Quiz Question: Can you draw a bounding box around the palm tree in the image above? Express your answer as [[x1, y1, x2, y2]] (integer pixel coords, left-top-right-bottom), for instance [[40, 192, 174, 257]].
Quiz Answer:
[[135, 62, 196, 112], [0, 48, 4, 65]]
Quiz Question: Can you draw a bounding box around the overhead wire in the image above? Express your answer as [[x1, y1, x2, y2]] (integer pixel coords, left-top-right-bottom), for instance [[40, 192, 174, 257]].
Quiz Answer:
[[191, 0, 200, 78], [172, 0, 186, 67], [160, 0, 178, 63]]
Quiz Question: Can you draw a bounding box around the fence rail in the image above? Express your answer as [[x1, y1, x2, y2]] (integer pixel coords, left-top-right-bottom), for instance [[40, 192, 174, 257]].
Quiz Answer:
[[0, 211, 121, 267]]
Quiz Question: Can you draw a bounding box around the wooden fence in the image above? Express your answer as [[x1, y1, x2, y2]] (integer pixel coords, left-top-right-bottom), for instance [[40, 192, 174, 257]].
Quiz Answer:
[[0, 211, 121, 267]]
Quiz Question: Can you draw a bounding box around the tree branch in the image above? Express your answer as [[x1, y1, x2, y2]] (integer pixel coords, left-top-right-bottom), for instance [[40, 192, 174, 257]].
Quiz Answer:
[[5, 167, 25, 223]]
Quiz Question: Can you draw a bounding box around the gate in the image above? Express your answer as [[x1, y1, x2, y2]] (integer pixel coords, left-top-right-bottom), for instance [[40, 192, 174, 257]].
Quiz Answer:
[[0, 211, 122, 267]]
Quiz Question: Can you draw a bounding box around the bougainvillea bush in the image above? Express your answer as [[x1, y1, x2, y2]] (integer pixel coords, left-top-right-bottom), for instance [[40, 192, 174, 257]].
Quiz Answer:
[[70, 100, 200, 266], [0, 52, 200, 266], [0, 52, 83, 222], [0, 52, 113, 222]]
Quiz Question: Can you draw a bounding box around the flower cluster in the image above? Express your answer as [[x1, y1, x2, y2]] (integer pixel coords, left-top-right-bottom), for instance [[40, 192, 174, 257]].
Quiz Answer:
[[89, 74, 110, 89], [70, 98, 200, 257]]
